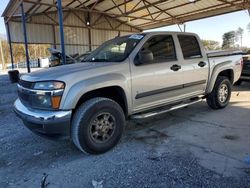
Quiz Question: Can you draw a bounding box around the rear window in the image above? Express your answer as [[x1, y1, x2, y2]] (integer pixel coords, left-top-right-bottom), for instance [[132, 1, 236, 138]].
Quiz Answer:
[[178, 35, 202, 59]]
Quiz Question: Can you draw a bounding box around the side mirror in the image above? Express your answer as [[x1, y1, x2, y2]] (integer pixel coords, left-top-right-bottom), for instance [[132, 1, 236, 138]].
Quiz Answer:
[[135, 49, 153, 65]]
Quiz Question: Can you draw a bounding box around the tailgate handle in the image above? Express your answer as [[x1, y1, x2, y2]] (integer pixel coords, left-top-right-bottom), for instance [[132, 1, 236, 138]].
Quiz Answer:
[[170, 64, 181, 71], [198, 61, 206, 67]]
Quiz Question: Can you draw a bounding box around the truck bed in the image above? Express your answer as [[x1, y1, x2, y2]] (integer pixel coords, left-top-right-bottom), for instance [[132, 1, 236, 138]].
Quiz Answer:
[[206, 50, 242, 58]]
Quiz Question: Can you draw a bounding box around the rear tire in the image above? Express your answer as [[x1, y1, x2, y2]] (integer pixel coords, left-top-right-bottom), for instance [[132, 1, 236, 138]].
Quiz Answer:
[[71, 97, 125, 154], [206, 76, 231, 109]]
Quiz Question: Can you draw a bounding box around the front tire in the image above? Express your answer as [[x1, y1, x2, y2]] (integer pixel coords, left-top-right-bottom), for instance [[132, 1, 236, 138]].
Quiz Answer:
[[71, 97, 125, 154], [206, 76, 231, 109]]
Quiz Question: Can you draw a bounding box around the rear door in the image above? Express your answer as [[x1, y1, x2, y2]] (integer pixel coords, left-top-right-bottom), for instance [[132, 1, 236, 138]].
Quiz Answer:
[[177, 34, 209, 96], [130, 34, 184, 112]]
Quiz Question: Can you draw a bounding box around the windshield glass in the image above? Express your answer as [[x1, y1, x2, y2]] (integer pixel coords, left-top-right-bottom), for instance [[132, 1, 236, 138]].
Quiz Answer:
[[84, 34, 145, 62]]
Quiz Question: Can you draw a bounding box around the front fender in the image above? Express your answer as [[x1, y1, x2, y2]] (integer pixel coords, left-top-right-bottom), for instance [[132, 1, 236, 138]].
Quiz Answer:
[[60, 73, 130, 110]]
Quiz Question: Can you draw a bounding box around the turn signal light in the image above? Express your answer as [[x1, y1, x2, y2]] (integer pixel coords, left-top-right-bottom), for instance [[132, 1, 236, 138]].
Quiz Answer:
[[51, 96, 62, 109]]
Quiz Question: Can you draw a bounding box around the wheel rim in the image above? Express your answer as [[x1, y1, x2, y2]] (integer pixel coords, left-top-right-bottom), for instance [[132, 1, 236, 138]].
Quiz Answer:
[[218, 83, 228, 103], [89, 112, 116, 143]]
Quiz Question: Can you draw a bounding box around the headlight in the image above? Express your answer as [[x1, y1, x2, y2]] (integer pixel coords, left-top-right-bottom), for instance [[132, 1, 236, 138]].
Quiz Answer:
[[31, 81, 65, 109], [34, 81, 65, 90]]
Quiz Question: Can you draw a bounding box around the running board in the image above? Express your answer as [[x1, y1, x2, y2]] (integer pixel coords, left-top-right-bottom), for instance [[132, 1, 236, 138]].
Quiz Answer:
[[130, 98, 203, 119]]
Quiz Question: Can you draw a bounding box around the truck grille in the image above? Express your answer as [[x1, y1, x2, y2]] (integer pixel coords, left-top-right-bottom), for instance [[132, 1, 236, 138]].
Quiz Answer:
[[18, 90, 30, 106], [18, 79, 34, 89], [18, 79, 34, 106]]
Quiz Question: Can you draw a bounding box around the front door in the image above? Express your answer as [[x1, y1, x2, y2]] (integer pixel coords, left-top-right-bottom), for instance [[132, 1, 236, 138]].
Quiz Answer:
[[130, 34, 184, 113]]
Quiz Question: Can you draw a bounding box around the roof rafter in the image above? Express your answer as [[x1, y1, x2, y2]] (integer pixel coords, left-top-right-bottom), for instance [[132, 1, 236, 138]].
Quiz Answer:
[[137, 0, 249, 28], [129, 0, 201, 22]]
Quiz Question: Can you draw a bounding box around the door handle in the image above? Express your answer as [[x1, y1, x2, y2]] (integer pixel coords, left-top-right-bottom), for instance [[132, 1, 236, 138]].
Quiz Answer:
[[170, 64, 181, 71], [198, 61, 206, 67]]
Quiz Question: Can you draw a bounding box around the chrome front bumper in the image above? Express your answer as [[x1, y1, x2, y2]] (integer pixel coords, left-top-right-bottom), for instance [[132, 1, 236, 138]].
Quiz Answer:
[[14, 99, 72, 135]]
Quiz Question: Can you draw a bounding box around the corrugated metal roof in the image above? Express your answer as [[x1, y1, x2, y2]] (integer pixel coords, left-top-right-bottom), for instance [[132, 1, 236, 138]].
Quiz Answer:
[[2, 0, 250, 30], [2, 0, 249, 54]]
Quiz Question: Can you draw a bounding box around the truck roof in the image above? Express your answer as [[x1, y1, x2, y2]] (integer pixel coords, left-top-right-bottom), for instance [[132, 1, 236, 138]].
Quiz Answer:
[[142, 31, 196, 35]]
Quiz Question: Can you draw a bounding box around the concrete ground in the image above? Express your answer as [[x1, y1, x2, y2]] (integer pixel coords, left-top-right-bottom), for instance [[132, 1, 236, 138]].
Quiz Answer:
[[0, 71, 250, 187]]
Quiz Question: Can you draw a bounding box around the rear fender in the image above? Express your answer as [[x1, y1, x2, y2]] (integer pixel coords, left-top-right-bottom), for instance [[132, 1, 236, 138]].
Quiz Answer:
[[206, 61, 234, 94]]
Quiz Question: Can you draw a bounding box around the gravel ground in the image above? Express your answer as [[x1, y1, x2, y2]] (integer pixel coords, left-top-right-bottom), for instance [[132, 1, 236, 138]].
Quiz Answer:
[[0, 72, 250, 188]]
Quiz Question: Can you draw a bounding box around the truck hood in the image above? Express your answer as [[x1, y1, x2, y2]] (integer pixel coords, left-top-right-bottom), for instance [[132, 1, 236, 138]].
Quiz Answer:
[[21, 62, 114, 82]]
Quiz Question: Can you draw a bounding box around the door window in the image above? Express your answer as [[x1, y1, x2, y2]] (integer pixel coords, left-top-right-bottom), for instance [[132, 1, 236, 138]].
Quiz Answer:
[[178, 35, 202, 59], [139, 35, 176, 63]]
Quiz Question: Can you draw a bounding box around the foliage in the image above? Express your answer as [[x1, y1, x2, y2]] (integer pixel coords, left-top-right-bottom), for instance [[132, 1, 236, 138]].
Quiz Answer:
[[201, 40, 220, 50], [0, 40, 50, 69], [222, 31, 236, 49], [235, 27, 243, 47]]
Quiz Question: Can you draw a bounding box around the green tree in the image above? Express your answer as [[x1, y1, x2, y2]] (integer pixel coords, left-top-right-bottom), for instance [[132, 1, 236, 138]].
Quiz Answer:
[[222, 31, 236, 49], [235, 27, 244, 48], [201, 40, 220, 50]]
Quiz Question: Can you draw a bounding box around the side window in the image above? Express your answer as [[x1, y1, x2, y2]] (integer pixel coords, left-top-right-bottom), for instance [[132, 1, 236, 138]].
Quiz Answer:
[[140, 35, 176, 63], [178, 35, 202, 59]]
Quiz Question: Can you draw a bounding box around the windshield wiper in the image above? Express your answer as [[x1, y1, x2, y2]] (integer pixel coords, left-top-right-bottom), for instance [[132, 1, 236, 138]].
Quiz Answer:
[[88, 58, 109, 62]]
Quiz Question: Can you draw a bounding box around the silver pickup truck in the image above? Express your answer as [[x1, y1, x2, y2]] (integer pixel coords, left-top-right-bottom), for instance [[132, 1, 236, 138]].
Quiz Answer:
[[14, 32, 243, 154]]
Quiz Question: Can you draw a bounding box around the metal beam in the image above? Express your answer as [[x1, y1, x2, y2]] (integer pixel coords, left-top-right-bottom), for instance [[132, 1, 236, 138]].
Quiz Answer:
[[87, 12, 92, 52], [21, 2, 30, 73], [5, 1, 22, 23], [6, 22, 14, 70], [10, 20, 140, 33], [129, 0, 201, 22], [23, 0, 156, 23], [103, 0, 133, 13], [57, 0, 66, 65], [139, 1, 247, 29], [26, 0, 42, 15], [52, 25, 56, 49], [143, 0, 183, 23]]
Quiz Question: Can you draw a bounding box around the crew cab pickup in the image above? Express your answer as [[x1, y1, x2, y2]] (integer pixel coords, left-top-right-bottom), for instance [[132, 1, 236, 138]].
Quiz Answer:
[[14, 32, 242, 154]]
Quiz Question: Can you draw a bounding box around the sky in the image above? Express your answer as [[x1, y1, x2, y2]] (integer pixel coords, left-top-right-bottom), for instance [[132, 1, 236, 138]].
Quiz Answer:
[[0, 0, 249, 47]]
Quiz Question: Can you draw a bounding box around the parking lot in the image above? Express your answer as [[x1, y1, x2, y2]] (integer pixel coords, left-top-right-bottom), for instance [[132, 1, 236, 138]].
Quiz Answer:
[[0, 72, 250, 188]]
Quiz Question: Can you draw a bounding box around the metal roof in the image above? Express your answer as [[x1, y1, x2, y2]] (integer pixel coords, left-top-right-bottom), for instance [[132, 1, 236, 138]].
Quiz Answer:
[[3, 0, 250, 30]]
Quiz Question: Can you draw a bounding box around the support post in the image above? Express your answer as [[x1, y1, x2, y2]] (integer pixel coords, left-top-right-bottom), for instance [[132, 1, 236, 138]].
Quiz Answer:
[[6, 22, 14, 70], [21, 2, 30, 73], [88, 28, 92, 52], [87, 13, 92, 52], [52, 25, 57, 49], [57, 0, 66, 64]]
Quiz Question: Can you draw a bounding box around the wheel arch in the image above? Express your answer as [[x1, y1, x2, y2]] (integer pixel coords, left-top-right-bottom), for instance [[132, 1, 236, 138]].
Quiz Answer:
[[73, 86, 128, 118], [207, 66, 234, 94]]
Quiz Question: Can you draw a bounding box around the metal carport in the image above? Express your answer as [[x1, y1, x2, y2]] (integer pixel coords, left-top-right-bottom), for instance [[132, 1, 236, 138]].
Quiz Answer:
[[2, 0, 250, 72]]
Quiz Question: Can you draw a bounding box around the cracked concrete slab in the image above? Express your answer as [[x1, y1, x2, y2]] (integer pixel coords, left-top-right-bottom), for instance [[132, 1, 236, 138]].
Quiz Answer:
[[0, 72, 250, 187]]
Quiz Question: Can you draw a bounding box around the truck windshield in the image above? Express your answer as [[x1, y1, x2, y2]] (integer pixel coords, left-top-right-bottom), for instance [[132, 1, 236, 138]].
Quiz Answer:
[[84, 34, 145, 62]]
